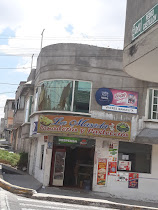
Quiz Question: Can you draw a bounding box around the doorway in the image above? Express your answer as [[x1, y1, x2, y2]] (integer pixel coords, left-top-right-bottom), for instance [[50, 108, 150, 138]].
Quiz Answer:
[[50, 137, 95, 190], [64, 146, 94, 189]]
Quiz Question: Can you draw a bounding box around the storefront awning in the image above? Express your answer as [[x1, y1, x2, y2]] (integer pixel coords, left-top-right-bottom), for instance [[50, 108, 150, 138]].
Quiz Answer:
[[135, 128, 158, 144]]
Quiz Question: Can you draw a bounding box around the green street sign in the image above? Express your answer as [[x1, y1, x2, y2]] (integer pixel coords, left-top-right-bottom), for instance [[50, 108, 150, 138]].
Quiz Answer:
[[132, 4, 158, 40]]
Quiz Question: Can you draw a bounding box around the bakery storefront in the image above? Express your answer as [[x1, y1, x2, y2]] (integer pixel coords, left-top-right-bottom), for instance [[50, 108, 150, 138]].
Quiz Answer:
[[37, 114, 131, 190], [50, 136, 95, 189]]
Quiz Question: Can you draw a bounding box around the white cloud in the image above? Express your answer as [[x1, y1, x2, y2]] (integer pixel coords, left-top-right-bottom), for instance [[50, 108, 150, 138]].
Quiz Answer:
[[0, 95, 14, 119], [0, 0, 127, 118], [0, 0, 24, 33], [0, 0, 127, 56], [15, 57, 37, 74]]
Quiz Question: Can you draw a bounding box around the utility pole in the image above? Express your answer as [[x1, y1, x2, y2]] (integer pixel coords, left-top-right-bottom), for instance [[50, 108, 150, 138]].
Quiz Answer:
[[31, 54, 34, 70], [40, 29, 45, 50]]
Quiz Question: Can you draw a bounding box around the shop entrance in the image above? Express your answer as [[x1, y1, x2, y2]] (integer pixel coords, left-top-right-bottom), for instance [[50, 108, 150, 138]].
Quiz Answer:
[[50, 137, 95, 190]]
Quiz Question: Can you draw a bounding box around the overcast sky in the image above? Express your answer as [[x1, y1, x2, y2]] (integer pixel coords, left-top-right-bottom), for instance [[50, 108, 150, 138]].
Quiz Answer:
[[0, 0, 127, 119]]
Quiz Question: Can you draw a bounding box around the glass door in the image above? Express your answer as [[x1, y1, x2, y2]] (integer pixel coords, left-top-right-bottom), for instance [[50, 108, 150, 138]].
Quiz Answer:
[[53, 149, 66, 186]]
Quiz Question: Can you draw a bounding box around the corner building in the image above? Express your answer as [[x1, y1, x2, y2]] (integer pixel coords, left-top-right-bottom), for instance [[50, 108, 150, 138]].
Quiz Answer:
[[123, 0, 158, 201], [29, 43, 157, 201], [124, 0, 158, 82]]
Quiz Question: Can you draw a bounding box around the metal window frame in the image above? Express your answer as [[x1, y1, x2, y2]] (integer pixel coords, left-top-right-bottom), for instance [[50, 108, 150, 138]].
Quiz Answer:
[[36, 79, 92, 114]]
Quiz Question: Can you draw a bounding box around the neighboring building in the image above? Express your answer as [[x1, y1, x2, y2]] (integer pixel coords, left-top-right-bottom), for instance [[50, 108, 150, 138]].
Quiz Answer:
[[12, 69, 35, 152], [27, 43, 158, 202], [0, 118, 5, 139], [123, 0, 158, 201], [124, 0, 158, 82], [4, 99, 15, 143]]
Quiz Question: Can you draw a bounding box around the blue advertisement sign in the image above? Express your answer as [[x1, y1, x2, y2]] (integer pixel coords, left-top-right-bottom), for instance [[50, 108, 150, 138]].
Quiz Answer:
[[96, 88, 138, 114], [95, 88, 113, 106]]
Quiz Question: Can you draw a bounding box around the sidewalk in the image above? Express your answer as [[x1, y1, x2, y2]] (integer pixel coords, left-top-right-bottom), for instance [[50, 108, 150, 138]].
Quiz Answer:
[[1, 164, 158, 209]]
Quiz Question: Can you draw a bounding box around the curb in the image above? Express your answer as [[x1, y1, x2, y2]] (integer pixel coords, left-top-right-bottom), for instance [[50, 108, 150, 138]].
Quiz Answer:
[[0, 178, 37, 196], [32, 193, 158, 210], [0, 164, 36, 196]]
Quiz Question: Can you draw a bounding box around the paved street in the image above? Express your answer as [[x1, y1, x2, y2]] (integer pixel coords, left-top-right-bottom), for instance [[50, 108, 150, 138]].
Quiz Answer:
[[0, 188, 119, 210]]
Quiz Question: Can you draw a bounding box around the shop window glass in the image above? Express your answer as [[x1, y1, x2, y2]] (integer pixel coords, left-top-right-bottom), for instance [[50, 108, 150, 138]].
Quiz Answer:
[[148, 89, 158, 120], [38, 80, 73, 111], [118, 142, 152, 173], [37, 80, 91, 113], [73, 81, 91, 113]]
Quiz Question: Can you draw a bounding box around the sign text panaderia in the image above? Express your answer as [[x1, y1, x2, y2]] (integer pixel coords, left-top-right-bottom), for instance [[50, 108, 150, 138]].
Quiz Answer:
[[37, 115, 131, 140]]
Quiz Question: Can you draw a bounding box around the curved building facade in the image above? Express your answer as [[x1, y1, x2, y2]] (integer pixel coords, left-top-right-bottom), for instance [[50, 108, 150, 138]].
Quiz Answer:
[[28, 43, 158, 201], [124, 0, 158, 82]]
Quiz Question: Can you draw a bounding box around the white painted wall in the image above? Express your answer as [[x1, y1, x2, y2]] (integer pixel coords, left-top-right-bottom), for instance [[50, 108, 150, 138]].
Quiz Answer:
[[30, 135, 53, 186], [93, 140, 158, 202]]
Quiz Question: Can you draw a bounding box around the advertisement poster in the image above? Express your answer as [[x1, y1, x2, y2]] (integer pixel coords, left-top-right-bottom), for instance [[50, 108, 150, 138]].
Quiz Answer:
[[37, 115, 131, 140], [128, 173, 139, 189], [95, 88, 138, 114], [97, 158, 107, 185], [117, 172, 128, 182], [108, 162, 117, 175], [109, 142, 118, 162], [118, 161, 131, 171]]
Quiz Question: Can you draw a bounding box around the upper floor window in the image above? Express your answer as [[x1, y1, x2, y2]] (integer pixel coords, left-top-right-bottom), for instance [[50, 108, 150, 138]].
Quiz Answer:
[[34, 88, 38, 112], [148, 89, 158, 120], [25, 96, 33, 122], [36, 80, 91, 113], [14, 96, 25, 113]]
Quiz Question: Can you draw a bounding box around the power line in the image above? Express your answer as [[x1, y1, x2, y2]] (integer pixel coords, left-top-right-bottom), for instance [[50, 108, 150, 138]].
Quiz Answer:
[[0, 92, 15, 94], [0, 83, 19, 85], [0, 67, 36, 70], [0, 35, 124, 40], [0, 54, 123, 58]]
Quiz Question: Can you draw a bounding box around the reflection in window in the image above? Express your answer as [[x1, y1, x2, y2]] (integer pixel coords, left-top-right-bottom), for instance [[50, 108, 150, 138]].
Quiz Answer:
[[38, 80, 73, 111], [73, 81, 91, 113], [37, 80, 91, 113]]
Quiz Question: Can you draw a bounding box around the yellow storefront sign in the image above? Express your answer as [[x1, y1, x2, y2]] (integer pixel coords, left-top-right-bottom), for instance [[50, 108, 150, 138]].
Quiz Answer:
[[37, 115, 131, 140]]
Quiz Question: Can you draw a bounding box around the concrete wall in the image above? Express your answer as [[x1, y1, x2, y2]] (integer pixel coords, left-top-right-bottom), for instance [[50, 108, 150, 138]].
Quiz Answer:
[[30, 135, 52, 186], [29, 138, 38, 176], [13, 110, 24, 128], [34, 43, 153, 121], [21, 123, 30, 139], [124, 0, 158, 47], [124, 0, 158, 82]]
